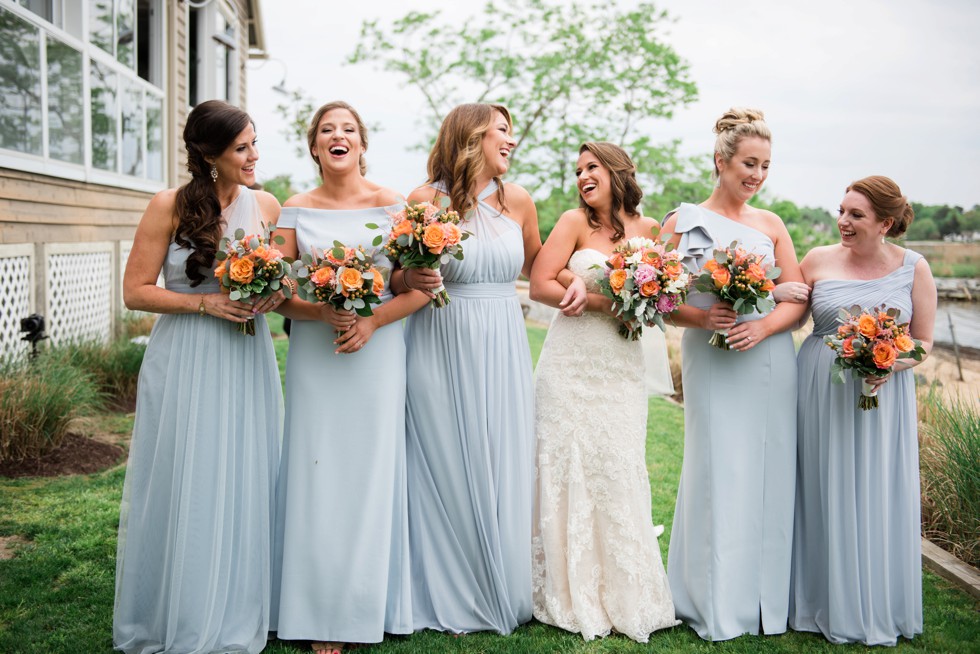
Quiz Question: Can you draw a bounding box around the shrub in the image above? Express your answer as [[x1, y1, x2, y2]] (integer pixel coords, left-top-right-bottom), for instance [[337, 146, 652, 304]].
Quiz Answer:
[[119, 312, 157, 339], [919, 386, 980, 568], [47, 339, 145, 408], [0, 352, 104, 463]]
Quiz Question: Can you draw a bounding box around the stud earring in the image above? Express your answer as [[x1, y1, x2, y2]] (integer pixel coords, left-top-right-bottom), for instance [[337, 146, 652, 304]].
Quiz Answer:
[[210, 164, 218, 182]]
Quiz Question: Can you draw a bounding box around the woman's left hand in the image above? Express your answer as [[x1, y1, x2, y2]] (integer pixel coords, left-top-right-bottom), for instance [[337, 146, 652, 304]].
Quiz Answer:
[[864, 371, 892, 390], [251, 289, 286, 314], [559, 275, 588, 317], [333, 315, 378, 354], [725, 320, 770, 352]]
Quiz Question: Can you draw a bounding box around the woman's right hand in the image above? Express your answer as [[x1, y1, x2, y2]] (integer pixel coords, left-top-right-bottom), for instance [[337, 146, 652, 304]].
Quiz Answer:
[[318, 304, 357, 331], [203, 293, 255, 323], [404, 268, 443, 299], [772, 281, 811, 304], [702, 302, 737, 331]]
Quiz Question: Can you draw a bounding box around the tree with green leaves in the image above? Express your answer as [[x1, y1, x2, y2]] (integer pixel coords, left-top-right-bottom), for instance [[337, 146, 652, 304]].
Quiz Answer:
[[347, 0, 698, 231]]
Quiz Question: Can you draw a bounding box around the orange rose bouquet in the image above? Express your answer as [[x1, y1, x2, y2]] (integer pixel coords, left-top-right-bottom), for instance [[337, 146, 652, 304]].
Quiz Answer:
[[595, 233, 692, 341], [293, 241, 386, 319], [215, 224, 293, 335], [693, 241, 780, 349], [824, 304, 925, 410], [369, 199, 468, 307]]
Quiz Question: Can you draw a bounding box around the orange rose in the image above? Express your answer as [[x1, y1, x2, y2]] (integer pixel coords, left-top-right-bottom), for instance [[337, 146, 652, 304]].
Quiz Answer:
[[841, 336, 856, 358], [642, 251, 662, 268], [858, 314, 878, 339], [327, 247, 354, 266], [609, 269, 628, 293], [872, 341, 898, 369], [214, 260, 227, 278], [711, 267, 731, 289], [838, 323, 855, 336], [744, 262, 766, 284], [761, 279, 775, 292], [229, 257, 255, 284], [391, 219, 413, 239], [422, 223, 447, 253], [253, 245, 282, 263], [894, 333, 915, 353], [609, 252, 626, 269], [663, 260, 682, 279], [639, 280, 661, 297], [444, 222, 462, 247], [702, 258, 720, 273], [310, 266, 335, 287], [338, 267, 363, 294], [369, 267, 385, 295], [733, 248, 750, 266]]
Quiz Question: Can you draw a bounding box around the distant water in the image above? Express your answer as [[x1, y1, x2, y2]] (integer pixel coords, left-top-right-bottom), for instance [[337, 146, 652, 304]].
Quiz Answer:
[[935, 301, 980, 352]]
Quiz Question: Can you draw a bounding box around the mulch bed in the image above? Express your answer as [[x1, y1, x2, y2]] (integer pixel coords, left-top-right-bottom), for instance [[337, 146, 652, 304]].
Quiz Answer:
[[0, 434, 126, 478]]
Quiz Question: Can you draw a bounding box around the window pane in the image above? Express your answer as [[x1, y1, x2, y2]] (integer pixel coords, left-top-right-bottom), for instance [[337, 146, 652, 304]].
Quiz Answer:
[[47, 36, 83, 163], [121, 81, 142, 176], [116, 0, 134, 68], [14, 0, 52, 22], [89, 0, 113, 56], [0, 8, 42, 155], [90, 58, 118, 171], [146, 93, 162, 180]]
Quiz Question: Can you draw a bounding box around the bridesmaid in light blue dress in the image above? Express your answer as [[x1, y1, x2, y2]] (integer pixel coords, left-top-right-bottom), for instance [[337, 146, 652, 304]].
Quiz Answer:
[[114, 101, 284, 654], [661, 108, 807, 641], [271, 102, 427, 653], [394, 103, 585, 635], [790, 176, 936, 646]]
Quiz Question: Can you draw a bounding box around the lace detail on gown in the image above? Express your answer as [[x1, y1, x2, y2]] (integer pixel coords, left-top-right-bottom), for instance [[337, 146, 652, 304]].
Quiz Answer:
[[532, 249, 678, 642]]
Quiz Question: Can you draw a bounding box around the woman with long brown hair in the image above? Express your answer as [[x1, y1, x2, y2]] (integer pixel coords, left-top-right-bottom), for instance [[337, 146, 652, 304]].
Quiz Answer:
[[114, 100, 284, 654], [396, 103, 585, 635], [529, 142, 678, 642]]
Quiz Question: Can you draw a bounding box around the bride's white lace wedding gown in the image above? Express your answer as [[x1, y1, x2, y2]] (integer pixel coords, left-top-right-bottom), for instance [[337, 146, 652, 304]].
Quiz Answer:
[[531, 249, 679, 642]]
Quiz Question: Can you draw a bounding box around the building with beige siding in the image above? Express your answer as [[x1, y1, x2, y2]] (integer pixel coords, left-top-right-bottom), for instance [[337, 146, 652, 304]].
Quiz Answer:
[[0, 0, 266, 356]]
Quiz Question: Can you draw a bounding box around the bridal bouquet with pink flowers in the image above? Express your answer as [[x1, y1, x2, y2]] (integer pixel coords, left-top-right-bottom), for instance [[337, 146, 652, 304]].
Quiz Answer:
[[824, 304, 925, 410], [693, 241, 780, 349], [596, 232, 692, 340], [214, 224, 292, 335], [369, 199, 467, 307], [292, 241, 386, 317]]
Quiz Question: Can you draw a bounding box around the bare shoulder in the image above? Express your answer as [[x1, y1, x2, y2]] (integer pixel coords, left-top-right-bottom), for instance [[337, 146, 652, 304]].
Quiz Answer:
[[140, 188, 178, 230], [253, 190, 282, 217], [800, 244, 840, 278], [368, 184, 402, 206], [282, 189, 316, 208], [638, 214, 661, 232], [556, 207, 587, 228], [406, 185, 439, 204], [502, 181, 533, 204]]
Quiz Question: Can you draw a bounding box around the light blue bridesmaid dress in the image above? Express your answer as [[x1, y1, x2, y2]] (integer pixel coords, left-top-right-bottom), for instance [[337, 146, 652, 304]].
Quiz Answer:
[[790, 249, 924, 646], [666, 203, 797, 641], [405, 181, 534, 635], [271, 204, 412, 643], [114, 187, 282, 654]]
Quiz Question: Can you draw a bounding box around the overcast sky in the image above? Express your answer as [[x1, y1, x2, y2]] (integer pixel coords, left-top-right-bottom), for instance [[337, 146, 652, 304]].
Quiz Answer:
[[246, 0, 980, 213]]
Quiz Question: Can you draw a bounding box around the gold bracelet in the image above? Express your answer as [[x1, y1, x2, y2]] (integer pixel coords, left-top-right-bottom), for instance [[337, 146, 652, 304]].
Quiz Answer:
[[198, 293, 207, 317]]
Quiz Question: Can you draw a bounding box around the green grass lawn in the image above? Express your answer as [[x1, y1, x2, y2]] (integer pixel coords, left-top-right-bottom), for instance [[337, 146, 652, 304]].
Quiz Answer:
[[0, 324, 977, 653]]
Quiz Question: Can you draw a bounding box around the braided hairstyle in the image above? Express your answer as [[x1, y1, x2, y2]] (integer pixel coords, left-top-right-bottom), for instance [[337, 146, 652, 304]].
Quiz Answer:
[[174, 100, 252, 286]]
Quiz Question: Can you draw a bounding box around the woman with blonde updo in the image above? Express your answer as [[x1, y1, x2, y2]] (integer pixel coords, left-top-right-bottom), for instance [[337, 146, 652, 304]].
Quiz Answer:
[[788, 176, 935, 645], [661, 108, 807, 641], [270, 101, 427, 653], [395, 103, 586, 635]]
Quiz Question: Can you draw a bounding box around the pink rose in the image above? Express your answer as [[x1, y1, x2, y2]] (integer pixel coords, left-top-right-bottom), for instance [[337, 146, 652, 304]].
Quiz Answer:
[[656, 294, 677, 313], [633, 264, 658, 285]]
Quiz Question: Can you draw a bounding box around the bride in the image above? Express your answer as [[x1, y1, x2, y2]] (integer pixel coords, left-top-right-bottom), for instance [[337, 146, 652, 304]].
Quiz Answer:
[[528, 142, 678, 642]]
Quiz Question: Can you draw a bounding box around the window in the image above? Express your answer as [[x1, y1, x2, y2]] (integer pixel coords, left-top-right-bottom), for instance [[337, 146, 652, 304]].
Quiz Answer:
[[0, 0, 165, 189], [189, 0, 238, 107]]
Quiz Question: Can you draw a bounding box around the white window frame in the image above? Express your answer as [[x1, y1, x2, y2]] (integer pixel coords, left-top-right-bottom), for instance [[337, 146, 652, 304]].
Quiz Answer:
[[189, 0, 240, 107], [0, 0, 167, 193]]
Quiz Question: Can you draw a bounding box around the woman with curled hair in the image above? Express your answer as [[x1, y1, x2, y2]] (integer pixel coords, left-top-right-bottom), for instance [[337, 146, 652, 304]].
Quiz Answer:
[[114, 100, 284, 654], [789, 175, 935, 645], [661, 107, 807, 641], [529, 142, 678, 642], [270, 101, 427, 653], [395, 103, 586, 635]]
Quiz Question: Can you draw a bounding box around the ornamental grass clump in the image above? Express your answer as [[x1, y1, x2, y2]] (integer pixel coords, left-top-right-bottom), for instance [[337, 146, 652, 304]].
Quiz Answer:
[[45, 338, 146, 408], [919, 386, 980, 568], [0, 351, 104, 463]]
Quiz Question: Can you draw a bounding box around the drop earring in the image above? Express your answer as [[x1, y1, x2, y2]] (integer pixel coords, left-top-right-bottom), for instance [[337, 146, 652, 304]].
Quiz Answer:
[[210, 164, 218, 182]]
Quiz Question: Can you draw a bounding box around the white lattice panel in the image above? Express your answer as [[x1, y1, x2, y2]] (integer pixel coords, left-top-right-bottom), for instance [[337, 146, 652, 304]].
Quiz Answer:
[[0, 245, 34, 359], [46, 248, 113, 345]]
